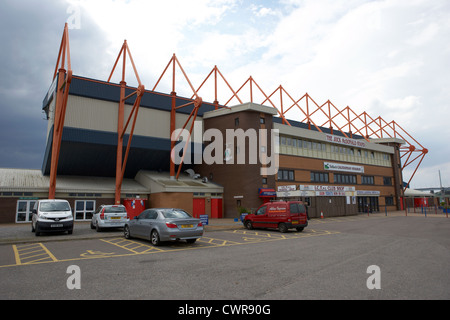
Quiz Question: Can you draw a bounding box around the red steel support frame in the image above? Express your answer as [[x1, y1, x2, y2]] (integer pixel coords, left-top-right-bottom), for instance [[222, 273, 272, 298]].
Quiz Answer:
[[191, 66, 427, 191], [152, 57, 427, 190], [153, 54, 206, 180], [108, 40, 145, 204], [47, 24, 427, 195], [49, 24, 73, 199]]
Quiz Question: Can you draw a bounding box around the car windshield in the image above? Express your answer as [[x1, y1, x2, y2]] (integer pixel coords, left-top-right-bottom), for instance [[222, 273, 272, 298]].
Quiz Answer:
[[40, 202, 70, 212], [161, 209, 192, 219]]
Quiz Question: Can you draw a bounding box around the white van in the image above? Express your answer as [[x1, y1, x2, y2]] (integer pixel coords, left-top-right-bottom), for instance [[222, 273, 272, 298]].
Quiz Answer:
[[31, 199, 74, 236]]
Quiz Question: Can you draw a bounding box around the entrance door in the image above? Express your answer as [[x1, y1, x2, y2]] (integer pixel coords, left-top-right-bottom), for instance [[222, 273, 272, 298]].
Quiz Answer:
[[369, 197, 379, 212], [74, 200, 96, 221], [358, 197, 367, 213], [16, 200, 37, 223], [193, 198, 205, 218], [211, 198, 222, 218]]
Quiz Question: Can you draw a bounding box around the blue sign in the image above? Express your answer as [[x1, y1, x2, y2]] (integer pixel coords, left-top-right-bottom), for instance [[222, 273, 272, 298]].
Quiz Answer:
[[258, 188, 276, 197], [200, 214, 209, 225]]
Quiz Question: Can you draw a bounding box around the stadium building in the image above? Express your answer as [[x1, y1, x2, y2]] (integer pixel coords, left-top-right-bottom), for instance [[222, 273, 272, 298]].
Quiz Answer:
[[0, 25, 428, 223]]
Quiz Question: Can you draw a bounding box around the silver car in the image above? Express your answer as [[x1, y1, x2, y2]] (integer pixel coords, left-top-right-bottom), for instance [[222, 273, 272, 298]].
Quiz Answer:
[[124, 208, 203, 246], [91, 204, 129, 231]]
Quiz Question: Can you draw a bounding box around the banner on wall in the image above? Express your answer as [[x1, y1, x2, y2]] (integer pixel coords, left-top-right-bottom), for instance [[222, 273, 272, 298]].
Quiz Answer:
[[324, 162, 364, 173]]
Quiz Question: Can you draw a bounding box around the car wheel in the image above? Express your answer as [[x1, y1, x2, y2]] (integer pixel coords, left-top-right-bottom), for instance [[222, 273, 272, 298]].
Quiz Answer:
[[278, 223, 288, 233], [124, 225, 131, 239], [96, 223, 102, 232], [245, 220, 253, 230], [90, 221, 95, 229], [31, 222, 35, 233], [151, 230, 161, 246], [35, 223, 40, 236], [296, 227, 304, 232], [67, 229, 73, 235]]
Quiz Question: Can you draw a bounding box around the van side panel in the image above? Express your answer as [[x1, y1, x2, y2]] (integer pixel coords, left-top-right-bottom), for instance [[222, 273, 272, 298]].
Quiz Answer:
[[267, 203, 287, 228]]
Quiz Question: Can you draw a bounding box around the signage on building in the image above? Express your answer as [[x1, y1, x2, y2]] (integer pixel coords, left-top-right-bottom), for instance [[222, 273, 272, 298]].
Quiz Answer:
[[258, 188, 276, 197], [316, 191, 346, 196], [277, 185, 297, 192], [276, 190, 315, 198], [324, 162, 364, 173], [325, 134, 367, 148], [299, 185, 355, 192], [357, 190, 380, 196], [298, 185, 356, 197]]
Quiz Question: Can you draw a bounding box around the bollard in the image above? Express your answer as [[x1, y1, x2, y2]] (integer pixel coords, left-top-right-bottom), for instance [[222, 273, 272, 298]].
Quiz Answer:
[[385, 205, 387, 216]]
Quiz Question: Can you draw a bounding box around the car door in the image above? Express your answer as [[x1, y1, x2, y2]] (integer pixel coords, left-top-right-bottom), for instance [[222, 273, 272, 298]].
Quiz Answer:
[[92, 205, 103, 225], [131, 210, 150, 237], [141, 209, 158, 239], [252, 205, 268, 228], [289, 202, 300, 225]]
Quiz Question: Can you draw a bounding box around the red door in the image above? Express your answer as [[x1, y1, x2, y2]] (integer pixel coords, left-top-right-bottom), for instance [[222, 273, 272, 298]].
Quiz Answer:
[[193, 198, 205, 218], [252, 204, 269, 228], [211, 198, 223, 218]]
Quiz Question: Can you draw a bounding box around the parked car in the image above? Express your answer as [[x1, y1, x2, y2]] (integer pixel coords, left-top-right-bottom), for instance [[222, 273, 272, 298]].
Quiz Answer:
[[243, 201, 308, 233], [91, 204, 129, 231], [31, 199, 74, 236], [124, 208, 203, 246]]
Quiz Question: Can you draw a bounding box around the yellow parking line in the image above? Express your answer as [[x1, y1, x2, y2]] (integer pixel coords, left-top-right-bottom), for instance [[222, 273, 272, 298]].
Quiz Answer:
[[12, 245, 21, 265], [198, 237, 242, 246], [12, 243, 58, 265], [229, 230, 287, 239], [39, 243, 58, 262], [100, 238, 164, 253], [2, 228, 340, 269]]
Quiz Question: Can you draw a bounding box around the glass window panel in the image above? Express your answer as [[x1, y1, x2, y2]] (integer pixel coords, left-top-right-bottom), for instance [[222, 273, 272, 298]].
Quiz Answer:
[[76, 201, 84, 210], [289, 171, 294, 181]]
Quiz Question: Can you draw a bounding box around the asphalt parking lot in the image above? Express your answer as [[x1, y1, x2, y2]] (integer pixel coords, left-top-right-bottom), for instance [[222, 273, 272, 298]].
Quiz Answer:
[[0, 218, 246, 245], [1, 211, 449, 300]]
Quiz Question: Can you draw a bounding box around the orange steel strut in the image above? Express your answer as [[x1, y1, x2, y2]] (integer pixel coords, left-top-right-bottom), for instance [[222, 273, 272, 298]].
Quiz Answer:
[[48, 23, 72, 199], [47, 23, 427, 198], [108, 40, 145, 204]]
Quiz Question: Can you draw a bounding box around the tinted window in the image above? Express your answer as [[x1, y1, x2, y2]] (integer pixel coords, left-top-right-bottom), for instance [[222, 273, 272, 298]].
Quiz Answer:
[[289, 203, 299, 213], [161, 209, 192, 219], [104, 206, 126, 213], [298, 204, 306, 213], [289, 203, 306, 214], [256, 206, 267, 215], [148, 210, 159, 219], [138, 210, 150, 219]]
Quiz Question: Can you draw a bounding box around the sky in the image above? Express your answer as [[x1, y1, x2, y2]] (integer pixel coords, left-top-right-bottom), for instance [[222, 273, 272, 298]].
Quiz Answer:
[[0, 0, 449, 189]]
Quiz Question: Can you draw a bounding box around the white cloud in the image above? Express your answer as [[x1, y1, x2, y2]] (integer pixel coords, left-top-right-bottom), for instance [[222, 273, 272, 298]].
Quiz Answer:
[[250, 4, 278, 18], [64, 0, 450, 187], [72, 0, 238, 89]]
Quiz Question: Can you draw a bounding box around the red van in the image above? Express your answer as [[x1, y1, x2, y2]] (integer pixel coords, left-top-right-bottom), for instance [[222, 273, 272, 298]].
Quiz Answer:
[[243, 201, 308, 233]]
